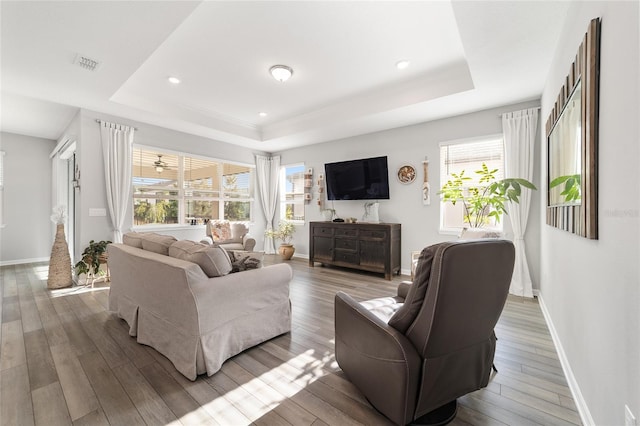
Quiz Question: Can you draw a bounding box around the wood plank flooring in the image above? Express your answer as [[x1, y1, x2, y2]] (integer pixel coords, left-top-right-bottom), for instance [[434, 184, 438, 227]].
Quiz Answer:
[[0, 257, 581, 426]]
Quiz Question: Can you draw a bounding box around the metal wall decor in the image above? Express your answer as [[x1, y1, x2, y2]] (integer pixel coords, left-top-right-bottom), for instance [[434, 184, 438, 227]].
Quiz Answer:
[[397, 164, 416, 184]]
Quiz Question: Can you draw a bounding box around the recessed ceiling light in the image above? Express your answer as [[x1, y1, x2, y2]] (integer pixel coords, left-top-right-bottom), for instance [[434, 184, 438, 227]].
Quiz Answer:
[[396, 60, 410, 70], [258, 112, 268, 117], [269, 65, 293, 82], [168, 76, 181, 84]]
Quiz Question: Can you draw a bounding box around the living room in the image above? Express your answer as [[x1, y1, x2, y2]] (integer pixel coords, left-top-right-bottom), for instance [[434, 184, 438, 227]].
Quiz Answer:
[[1, 1, 638, 425]]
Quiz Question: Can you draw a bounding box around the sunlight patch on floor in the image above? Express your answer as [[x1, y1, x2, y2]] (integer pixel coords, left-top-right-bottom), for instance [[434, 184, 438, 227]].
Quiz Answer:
[[33, 265, 49, 280], [48, 283, 110, 298], [203, 348, 335, 422]]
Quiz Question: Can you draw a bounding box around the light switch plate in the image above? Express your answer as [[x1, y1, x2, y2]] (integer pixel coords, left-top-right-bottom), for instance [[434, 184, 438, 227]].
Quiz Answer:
[[89, 208, 107, 217]]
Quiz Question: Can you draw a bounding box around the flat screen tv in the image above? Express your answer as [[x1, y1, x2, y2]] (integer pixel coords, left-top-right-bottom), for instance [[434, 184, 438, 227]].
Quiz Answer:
[[325, 156, 390, 200]]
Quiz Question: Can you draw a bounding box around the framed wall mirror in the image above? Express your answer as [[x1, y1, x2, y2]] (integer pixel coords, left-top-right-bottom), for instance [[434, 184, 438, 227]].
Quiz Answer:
[[545, 18, 600, 239]]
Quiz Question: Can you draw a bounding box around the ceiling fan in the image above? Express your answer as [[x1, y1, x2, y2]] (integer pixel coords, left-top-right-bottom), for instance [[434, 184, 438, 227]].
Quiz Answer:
[[153, 155, 170, 173]]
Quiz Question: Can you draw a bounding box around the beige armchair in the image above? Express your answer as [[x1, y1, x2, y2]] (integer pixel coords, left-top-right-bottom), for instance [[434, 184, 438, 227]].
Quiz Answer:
[[334, 239, 515, 425], [202, 220, 256, 251]]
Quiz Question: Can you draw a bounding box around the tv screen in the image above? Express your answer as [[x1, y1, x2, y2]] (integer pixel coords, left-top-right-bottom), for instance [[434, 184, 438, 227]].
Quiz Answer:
[[325, 156, 390, 200]]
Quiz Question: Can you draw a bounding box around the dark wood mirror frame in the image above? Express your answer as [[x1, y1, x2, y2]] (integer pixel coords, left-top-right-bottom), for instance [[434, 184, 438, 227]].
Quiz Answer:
[[545, 18, 600, 239]]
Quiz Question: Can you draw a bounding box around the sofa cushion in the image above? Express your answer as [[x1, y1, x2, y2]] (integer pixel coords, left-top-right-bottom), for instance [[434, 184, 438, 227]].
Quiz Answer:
[[230, 222, 248, 240], [227, 250, 264, 272], [141, 233, 177, 255], [169, 240, 232, 277], [123, 232, 144, 248]]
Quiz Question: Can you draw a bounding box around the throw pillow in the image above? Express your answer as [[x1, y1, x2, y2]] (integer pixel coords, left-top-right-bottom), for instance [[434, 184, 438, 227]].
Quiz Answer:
[[169, 240, 232, 277], [140, 233, 177, 255], [227, 250, 264, 273], [209, 220, 231, 242]]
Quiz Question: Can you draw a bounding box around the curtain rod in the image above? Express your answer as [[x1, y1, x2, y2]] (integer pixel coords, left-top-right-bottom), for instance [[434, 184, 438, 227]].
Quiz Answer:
[[499, 106, 541, 117], [95, 119, 138, 130]]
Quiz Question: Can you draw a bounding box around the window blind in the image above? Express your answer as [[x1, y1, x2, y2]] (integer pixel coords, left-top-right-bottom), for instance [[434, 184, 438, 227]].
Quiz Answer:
[[440, 137, 504, 185]]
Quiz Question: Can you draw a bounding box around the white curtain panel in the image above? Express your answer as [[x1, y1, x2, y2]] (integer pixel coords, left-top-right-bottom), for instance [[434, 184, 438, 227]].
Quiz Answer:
[[255, 155, 280, 253], [502, 108, 539, 298], [99, 121, 134, 243]]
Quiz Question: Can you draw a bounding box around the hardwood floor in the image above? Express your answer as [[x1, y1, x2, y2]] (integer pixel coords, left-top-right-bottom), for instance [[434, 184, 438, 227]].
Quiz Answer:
[[0, 257, 581, 426]]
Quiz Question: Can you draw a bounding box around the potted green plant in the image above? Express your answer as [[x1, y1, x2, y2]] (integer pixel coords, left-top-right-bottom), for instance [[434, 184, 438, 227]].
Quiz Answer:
[[440, 163, 537, 228], [74, 240, 112, 282], [265, 221, 297, 260]]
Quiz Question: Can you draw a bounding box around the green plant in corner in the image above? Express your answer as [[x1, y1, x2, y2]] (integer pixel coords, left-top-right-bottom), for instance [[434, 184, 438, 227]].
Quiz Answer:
[[74, 240, 112, 277], [440, 163, 537, 228]]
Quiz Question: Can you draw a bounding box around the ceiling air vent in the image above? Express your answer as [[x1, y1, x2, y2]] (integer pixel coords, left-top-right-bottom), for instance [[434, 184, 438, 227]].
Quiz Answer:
[[73, 54, 101, 71]]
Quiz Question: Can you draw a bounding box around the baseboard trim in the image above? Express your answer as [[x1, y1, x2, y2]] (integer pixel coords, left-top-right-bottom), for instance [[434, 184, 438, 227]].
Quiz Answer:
[[0, 257, 49, 266], [537, 292, 594, 426]]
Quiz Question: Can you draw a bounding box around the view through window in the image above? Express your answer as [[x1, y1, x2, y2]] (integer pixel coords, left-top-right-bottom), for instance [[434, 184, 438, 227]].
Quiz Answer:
[[280, 164, 305, 222], [440, 136, 504, 231], [132, 147, 253, 226]]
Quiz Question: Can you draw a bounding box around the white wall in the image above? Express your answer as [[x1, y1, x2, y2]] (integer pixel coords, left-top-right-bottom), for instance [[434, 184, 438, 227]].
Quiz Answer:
[[277, 100, 542, 278], [67, 109, 267, 256], [539, 2, 640, 424], [0, 132, 57, 264]]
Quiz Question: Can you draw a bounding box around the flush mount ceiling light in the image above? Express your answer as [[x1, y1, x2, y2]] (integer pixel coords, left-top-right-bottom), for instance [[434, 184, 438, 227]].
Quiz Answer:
[[396, 60, 410, 70], [168, 76, 181, 84], [258, 112, 268, 117], [269, 65, 293, 82]]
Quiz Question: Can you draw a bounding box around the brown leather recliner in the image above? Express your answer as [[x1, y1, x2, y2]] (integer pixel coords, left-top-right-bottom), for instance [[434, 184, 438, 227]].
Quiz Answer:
[[334, 239, 515, 425]]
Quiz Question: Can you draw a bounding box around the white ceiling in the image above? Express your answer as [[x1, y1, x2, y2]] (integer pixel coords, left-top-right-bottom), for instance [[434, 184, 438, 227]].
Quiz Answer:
[[0, 1, 569, 152]]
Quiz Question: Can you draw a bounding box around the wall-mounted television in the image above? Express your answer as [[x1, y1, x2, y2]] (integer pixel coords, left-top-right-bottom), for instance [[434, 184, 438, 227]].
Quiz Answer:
[[324, 156, 390, 200]]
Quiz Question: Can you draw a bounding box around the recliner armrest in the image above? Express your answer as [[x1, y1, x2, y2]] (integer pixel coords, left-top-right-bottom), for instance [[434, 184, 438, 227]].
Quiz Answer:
[[397, 281, 412, 300], [243, 234, 256, 251]]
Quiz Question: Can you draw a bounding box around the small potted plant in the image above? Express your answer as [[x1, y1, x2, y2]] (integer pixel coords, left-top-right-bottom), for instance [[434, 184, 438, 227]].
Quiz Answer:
[[265, 221, 297, 260], [74, 240, 112, 284]]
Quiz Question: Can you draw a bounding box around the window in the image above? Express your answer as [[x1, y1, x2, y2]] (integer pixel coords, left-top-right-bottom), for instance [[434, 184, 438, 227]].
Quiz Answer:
[[440, 136, 504, 232], [280, 164, 305, 222], [0, 151, 4, 226], [132, 147, 254, 226]]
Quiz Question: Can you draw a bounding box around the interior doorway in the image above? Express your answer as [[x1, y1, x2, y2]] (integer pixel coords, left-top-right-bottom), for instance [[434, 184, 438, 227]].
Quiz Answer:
[[54, 141, 77, 261]]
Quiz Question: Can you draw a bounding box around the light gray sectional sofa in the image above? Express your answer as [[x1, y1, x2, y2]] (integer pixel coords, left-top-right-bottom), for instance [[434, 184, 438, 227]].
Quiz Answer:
[[107, 232, 292, 380]]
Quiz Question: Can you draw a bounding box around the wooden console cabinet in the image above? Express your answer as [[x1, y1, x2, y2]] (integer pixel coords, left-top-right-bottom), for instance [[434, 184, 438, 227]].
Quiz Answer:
[[309, 222, 401, 280]]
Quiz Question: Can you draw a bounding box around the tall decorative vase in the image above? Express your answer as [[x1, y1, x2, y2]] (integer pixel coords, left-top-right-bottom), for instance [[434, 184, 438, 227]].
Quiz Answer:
[[47, 223, 73, 289]]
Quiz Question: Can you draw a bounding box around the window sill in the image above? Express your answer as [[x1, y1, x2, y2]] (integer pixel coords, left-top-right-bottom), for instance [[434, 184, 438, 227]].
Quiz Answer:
[[132, 224, 206, 232], [439, 227, 504, 236]]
